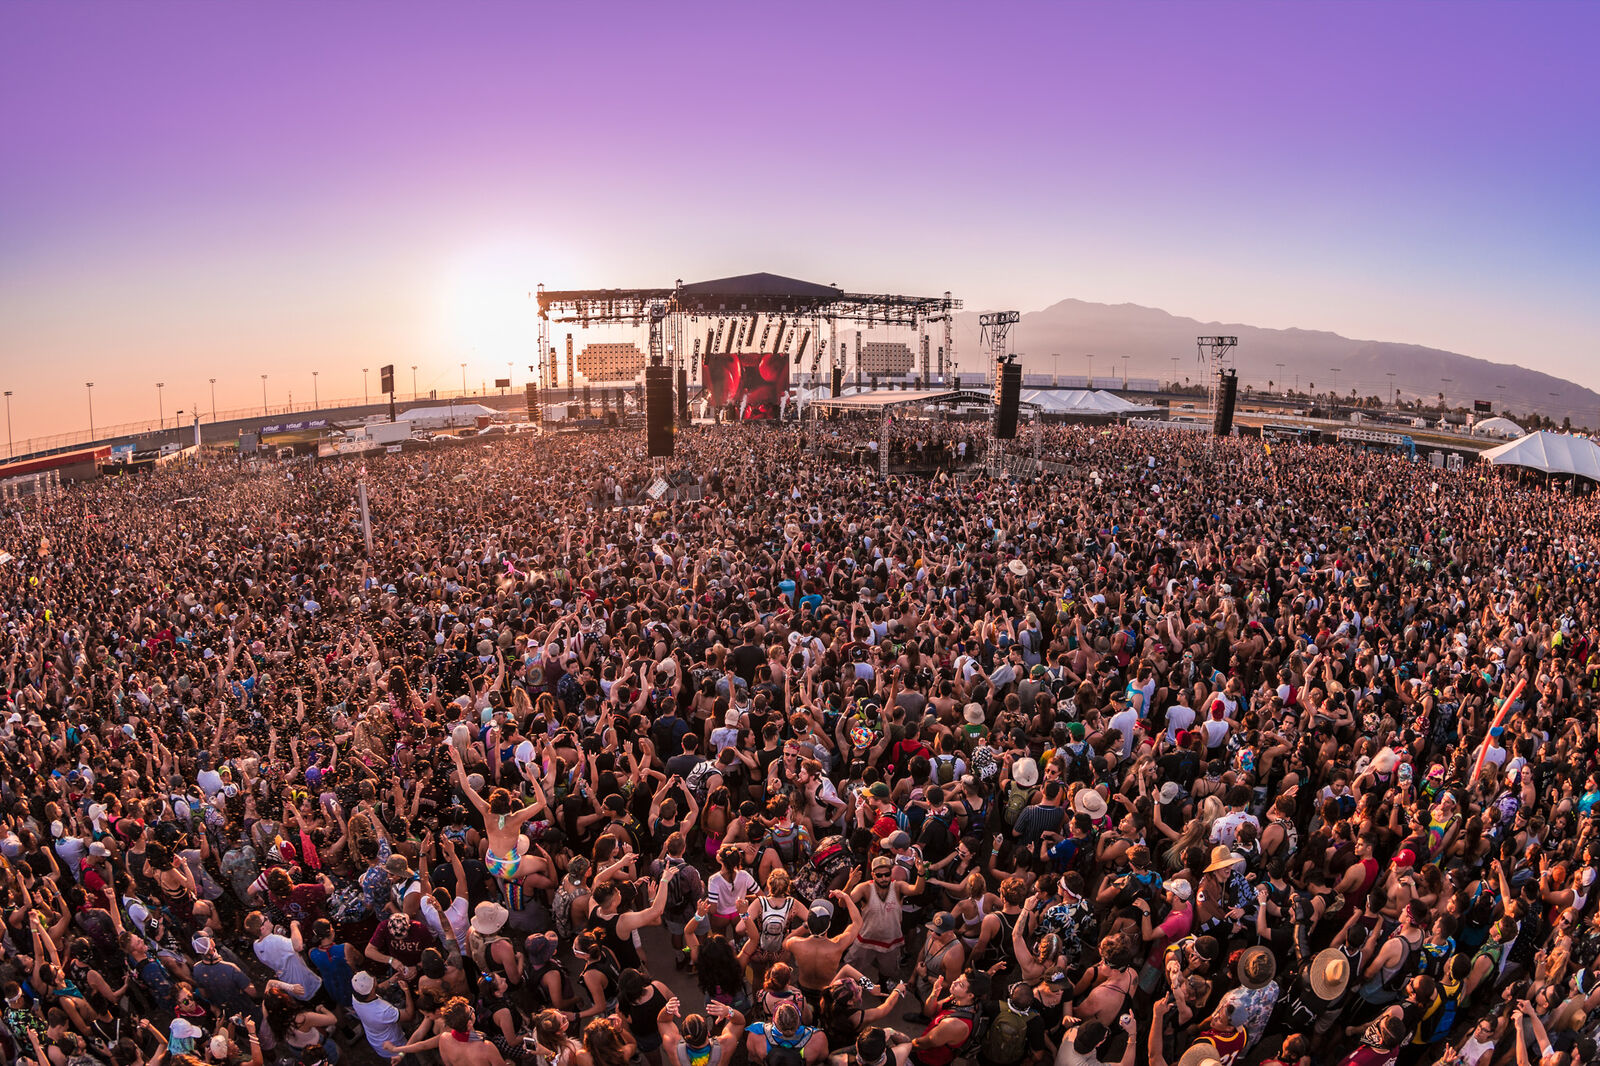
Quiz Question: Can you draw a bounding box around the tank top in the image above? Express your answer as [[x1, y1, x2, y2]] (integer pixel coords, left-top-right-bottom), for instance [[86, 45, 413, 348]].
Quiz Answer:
[[472, 931, 513, 978], [674, 1043, 724, 1066], [625, 985, 668, 1051], [959, 897, 986, 945], [590, 910, 641, 969], [581, 949, 619, 1011], [923, 935, 960, 977], [858, 883, 903, 948], [1202, 1026, 1248, 1066], [913, 1009, 972, 1066]]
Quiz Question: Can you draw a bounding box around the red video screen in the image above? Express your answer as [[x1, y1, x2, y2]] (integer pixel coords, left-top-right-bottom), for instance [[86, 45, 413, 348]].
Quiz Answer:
[[706, 352, 789, 420]]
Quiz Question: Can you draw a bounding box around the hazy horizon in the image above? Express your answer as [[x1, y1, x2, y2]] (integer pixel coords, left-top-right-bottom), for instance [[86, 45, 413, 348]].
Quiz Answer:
[[2, 1, 1596, 446]]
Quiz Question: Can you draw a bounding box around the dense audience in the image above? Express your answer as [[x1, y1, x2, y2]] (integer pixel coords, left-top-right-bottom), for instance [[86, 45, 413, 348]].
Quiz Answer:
[[1, 418, 1598, 1066]]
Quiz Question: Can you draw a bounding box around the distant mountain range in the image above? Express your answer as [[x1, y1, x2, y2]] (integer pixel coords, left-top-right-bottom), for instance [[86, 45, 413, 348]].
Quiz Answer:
[[951, 300, 1598, 426]]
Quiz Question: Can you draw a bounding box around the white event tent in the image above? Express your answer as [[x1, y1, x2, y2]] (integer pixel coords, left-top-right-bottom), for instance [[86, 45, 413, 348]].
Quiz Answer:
[[1481, 430, 1600, 481]]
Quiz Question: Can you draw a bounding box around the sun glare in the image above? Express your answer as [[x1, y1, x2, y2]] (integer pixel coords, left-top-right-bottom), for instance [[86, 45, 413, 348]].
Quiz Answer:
[[432, 242, 550, 388]]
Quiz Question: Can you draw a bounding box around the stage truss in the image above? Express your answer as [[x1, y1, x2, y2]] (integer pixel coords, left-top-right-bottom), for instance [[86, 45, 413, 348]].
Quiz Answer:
[[533, 274, 962, 412]]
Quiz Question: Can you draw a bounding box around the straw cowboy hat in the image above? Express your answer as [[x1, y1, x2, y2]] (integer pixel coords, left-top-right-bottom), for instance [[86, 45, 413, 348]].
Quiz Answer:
[[1309, 948, 1351, 1001], [1238, 946, 1277, 990], [1175, 1042, 1222, 1066], [1204, 844, 1244, 874]]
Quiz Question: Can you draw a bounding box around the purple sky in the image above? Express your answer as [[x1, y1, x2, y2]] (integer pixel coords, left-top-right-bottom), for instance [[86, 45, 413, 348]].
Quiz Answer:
[[1, 1, 1596, 441]]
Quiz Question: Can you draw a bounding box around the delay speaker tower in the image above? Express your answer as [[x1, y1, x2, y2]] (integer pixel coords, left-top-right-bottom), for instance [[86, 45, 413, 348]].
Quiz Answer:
[[993, 360, 1022, 440], [1214, 369, 1239, 436], [646, 365, 675, 457]]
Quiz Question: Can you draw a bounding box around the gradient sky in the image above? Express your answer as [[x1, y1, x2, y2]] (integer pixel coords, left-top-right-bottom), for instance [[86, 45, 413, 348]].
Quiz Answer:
[[2, 1, 1597, 443]]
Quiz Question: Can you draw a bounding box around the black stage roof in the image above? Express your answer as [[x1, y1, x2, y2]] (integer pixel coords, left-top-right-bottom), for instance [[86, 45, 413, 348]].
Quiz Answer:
[[537, 272, 958, 324]]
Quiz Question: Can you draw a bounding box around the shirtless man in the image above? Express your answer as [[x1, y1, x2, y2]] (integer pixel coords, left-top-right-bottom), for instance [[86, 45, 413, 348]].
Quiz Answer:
[[785, 887, 863, 1011], [438, 996, 507, 1066]]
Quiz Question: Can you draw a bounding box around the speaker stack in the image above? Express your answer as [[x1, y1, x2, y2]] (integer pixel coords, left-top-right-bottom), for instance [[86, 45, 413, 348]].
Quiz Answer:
[[1214, 369, 1239, 436], [993, 360, 1022, 440], [646, 365, 675, 457]]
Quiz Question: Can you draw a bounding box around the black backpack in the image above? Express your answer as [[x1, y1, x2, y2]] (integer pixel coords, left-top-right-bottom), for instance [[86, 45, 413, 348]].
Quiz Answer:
[[1064, 744, 1093, 785], [765, 1038, 805, 1066]]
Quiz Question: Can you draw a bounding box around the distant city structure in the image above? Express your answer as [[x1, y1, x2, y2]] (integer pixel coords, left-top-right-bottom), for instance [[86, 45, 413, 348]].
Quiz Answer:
[[858, 342, 915, 376], [577, 342, 646, 383]]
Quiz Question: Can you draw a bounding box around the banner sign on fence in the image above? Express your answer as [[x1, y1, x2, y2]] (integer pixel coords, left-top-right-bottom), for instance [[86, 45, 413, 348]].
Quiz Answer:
[[259, 420, 329, 435]]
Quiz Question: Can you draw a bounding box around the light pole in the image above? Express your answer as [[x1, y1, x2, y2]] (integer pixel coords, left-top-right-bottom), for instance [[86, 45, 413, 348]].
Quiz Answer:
[[1051, 353, 1059, 386], [460, 362, 467, 395], [3, 390, 11, 458], [1275, 362, 1286, 395], [86, 382, 95, 440], [156, 382, 165, 429], [1086, 354, 1094, 390], [1330, 367, 1342, 400], [362, 368, 369, 406], [209, 378, 217, 423], [312, 371, 319, 409], [1441, 378, 1454, 413], [1171, 356, 1180, 389], [261, 374, 268, 415], [1121, 355, 1130, 390], [1386, 371, 1396, 408], [411, 365, 418, 401]]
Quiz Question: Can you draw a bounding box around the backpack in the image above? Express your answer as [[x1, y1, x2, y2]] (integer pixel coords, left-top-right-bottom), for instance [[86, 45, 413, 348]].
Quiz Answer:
[[1423, 975, 1465, 1044], [933, 754, 958, 785], [328, 879, 369, 924], [1064, 744, 1093, 786], [983, 1001, 1033, 1065], [1003, 785, 1031, 830], [765, 1038, 804, 1066], [685, 759, 718, 802], [664, 862, 703, 918], [758, 900, 791, 954]]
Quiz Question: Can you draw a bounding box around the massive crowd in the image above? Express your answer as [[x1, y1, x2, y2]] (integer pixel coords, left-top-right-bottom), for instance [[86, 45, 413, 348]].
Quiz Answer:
[[2, 419, 1597, 1066]]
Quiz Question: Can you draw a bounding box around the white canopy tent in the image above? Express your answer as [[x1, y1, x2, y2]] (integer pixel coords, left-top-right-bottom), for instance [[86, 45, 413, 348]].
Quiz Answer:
[[1018, 389, 1161, 415], [1481, 430, 1600, 481], [1471, 416, 1525, 439], [397, 403, 499, 429]]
